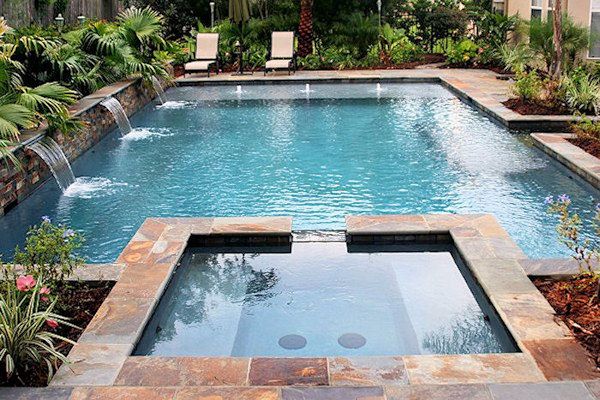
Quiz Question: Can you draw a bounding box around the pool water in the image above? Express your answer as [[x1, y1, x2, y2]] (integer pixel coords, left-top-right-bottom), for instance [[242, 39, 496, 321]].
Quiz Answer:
[[0, 83, 597, 262], [134, 242, 517, 357]]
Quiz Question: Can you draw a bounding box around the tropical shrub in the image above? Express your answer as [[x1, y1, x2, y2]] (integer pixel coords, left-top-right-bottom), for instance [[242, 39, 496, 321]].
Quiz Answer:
[[0, 274, 76, 384], [512, 70, 544, 102], [379, 24, 422, 65], [331, 13, 379, 59], [445, 39, 479, 66], [571, 113, 600, 143], [545, 195, 600, 301], [498, 43, 536, 73], [559, 71, 600, 115], [13, 217, 84, 288]]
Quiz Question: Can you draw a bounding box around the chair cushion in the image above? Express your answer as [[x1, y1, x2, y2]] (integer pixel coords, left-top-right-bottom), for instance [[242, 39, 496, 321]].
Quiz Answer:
[[185, 60, 215, 71], [266, 59, 292, 69]]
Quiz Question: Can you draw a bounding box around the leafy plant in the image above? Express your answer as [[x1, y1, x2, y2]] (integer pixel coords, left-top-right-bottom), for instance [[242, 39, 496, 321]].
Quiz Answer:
[[0, 275, 76, 384], [498, 43, 536, 73], [545, 195, 599, 301], [13, 216, 84, 288], [571, 113, 600, 143], [512, 70, 543, 102], [559, 71, 600, 115], [445, 39, 479, 65]]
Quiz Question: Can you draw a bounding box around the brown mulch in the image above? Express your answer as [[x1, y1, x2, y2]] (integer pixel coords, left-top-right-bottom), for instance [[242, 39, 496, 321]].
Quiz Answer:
[[0, 281, 114, 387], [503, 98, 571, 116], [533, 276, 600, 368], [568, 138, 600, 159]]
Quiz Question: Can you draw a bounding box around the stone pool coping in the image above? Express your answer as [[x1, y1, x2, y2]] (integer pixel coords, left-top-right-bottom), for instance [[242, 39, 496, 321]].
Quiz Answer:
[[531, 133, 600, 190], [45, 214, 597, 393], [176, 69, 600, 132]]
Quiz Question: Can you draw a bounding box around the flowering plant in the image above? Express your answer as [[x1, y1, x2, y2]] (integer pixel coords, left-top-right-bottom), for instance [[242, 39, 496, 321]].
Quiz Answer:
[[0, 275, 76, 384], [546, 194, 600, 301], [13, 217, 84, 287]]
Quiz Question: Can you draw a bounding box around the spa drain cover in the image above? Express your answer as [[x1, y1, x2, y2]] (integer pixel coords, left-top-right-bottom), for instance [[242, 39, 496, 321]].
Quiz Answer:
[[278, 334, 307, 350], [338, 333, 366, 349]]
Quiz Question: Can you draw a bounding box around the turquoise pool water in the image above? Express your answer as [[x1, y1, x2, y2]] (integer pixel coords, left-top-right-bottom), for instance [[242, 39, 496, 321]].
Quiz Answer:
[[135, 243, 517, 356], [0, 83, 597, 262]]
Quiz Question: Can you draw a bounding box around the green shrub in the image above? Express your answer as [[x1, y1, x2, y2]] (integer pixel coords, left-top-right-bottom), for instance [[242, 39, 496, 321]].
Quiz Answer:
[[512, 70, 544, 102], [571, 113, 600, 142], [497, 43, 536, 73], [445, 39, 479, 65], [298, 54, 322, 70], [559, 71, 600, 115], [379, 24, 422, 65], [13, 217, 84, 288], [0, 275, 76, 384]]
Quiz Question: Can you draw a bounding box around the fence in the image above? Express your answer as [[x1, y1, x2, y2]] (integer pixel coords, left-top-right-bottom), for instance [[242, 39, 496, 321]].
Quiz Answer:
[[0, 0, 121, 27]]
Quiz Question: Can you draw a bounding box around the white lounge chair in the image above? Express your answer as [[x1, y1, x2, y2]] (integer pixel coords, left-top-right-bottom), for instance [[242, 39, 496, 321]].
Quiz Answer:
[[265, 32, 296, 75], [185, 33, 220, 77]]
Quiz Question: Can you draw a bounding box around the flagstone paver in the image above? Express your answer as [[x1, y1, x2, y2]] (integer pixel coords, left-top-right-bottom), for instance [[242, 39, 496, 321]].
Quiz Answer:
[[248, 358, 329, 386], [281, 386, 385, 400], [69, 387, 178, 400], [174, 387, 280, 400], [487, 381, 596, 400], [385, 384, 492, 400], [328, 357, 409, 386], [522, 339, 599, 381]]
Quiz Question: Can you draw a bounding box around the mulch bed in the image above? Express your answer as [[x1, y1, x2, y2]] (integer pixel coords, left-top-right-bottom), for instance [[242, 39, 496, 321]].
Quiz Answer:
[[0, 281, 114, 387], [503, 98, 571, 116], [533, 276, 600, 368], [568, 137, 600, 159]]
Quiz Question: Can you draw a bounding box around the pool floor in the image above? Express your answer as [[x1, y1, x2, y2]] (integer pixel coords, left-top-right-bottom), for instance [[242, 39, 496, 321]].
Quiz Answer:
[[134, 242, 516, 357]]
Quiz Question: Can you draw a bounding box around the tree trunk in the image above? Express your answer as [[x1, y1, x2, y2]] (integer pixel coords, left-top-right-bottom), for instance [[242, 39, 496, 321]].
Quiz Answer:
[[552, 0, 563, 79], [298, 0, 313, 57]]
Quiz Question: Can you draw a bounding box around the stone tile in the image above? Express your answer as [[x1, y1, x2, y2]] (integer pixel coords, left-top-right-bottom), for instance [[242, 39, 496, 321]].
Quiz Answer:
[[492, 293, 571, 342], [0, 387, 73, 400], [71, 263, 125, 281], [385, 384, 491, 400], [523, 339, 599, 381], [69, 387, 177, 400], [249, 358, 328, 386], [328, 357, 408, 386], [519, 259, 591, 277], [403, 354, 545, 384], [77, 298, 154, 345], [159, 224, 192, 241], [131, 219, 168, 241], [109, 263, 172, 299], [115, 357, 181, 386], [585, 381, 600, 399], [116, 241, 155, 264], [210, 216, 292, 235], [178, 357, 250, 386], [488, 382, 596, 400], [51, 343, 130, 386], [145, 240, 186, 265], [281, 386, 384, 400], [175, 387, 280, 400], [114, 357, 250, 386], [466, 259, 539, 295], [345, 215, 429, 235]]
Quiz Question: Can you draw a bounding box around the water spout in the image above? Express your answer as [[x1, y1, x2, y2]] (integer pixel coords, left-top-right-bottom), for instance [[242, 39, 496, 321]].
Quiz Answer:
[[376, 83, 383, 92], [150, 76, 166, 105], [306, 83, 310, 92], [27, 136, 75, 193], [101, 97, 132, 136]]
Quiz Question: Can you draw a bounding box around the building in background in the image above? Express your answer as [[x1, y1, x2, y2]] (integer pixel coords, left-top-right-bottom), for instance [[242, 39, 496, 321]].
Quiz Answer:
[[494, 0, 599, 59]]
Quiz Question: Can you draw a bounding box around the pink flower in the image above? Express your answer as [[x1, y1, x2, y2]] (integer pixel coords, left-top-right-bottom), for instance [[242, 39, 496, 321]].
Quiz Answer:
[[40, 287, 50, 302], [46, 319, 59, 329], [16, 275, 36, 291]]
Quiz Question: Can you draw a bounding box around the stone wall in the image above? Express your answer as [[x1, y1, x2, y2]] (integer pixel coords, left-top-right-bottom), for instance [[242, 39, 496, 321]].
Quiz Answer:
[[0, 78, 157, 216]]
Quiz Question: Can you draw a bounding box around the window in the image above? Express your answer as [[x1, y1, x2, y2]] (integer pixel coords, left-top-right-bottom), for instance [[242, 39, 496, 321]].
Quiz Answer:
[[531, 0, 543, 20], [492, 0, 505, 14], [591, 0, 600, 58]]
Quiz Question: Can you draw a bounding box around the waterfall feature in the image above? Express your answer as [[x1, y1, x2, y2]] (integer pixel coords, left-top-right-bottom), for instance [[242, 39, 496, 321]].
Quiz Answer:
[[101, 97, 132, 136], [151, 76, 166, 105], [27, 137, 75, 193]]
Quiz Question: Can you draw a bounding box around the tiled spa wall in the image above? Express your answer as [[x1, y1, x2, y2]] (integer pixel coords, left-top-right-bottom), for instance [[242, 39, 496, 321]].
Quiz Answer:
[[0, 78, 158, 216]]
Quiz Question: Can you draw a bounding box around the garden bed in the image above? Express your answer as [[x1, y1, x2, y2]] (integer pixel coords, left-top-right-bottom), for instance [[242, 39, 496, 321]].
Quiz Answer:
[[0, 281, 114, 387], [568, 138, 600, 159], [503, 98, 570, 116], [533, 276, 600, 369]]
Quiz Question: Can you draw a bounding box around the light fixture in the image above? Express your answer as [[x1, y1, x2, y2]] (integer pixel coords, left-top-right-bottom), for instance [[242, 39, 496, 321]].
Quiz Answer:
[[377, 0, 382, 27], [77, 14, 86, 25], [54, 13, 65, 32]]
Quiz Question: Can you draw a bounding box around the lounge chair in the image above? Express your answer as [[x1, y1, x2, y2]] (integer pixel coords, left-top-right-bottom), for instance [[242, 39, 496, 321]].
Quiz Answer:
[[185, 33, 220, 77], [265, 32, 296, 75]]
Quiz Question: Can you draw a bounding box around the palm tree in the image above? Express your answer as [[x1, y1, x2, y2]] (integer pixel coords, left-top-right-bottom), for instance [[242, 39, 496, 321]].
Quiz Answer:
[[552, 0, 563, 78], [298, 0, 313, 57]]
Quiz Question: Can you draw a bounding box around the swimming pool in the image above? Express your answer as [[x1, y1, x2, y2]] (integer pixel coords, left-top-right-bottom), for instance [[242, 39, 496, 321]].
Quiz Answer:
[[0, 83, 597, 262], [134, 242, 517, 357]]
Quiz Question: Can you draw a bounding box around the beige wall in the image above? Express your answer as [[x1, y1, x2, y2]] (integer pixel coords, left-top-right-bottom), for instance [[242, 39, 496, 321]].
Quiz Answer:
[[507, 0, 590, 25]]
